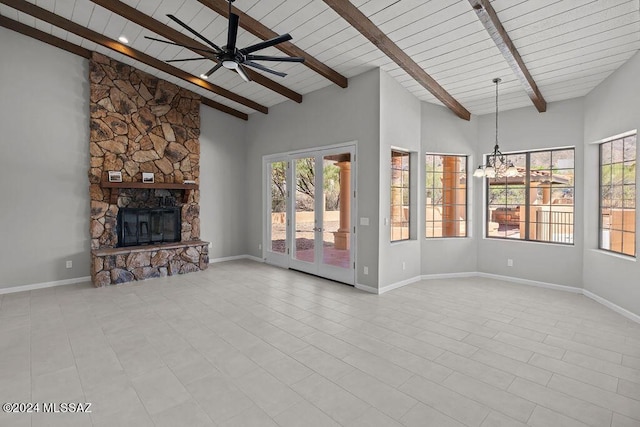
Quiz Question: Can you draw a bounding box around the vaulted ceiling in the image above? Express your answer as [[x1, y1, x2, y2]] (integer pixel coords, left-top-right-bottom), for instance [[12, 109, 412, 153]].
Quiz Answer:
[[1, 0, 639, 120]]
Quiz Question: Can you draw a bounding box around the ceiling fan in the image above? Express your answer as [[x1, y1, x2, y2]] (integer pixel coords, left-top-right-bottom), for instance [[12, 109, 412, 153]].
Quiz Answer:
[[145, 0, 305, 82]]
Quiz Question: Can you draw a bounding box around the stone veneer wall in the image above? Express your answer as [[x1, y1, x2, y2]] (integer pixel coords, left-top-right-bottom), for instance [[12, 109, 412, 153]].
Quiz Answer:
[[88, 52, 207, 285]]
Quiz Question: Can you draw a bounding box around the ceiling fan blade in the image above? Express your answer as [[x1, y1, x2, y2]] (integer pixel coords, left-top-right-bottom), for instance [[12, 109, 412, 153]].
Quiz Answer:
[[227, 13, 239, 52], [166, 57, 209, 63], [244, 61, 287, 78], [240, 34, 292, 55], [166, 14, 222, 52], [245, 55, 305, 63], [144, 36, 216, 55], [236, 64, 251, 82], [204, 62, 223, 78]]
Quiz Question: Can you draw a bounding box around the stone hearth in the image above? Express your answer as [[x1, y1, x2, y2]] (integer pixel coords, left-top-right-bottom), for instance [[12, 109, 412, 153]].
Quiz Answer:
[[92, 241, 209, 287]]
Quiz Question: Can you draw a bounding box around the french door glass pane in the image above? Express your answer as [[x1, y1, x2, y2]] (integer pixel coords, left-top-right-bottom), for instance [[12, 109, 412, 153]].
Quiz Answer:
[[294, 158, 315, 262], [322, 153, 351, 268], [269, 161, 287, 253]]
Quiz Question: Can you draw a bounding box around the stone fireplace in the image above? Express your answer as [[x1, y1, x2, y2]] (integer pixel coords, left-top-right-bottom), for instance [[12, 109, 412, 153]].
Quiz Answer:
[[88, 52, 208, 286]]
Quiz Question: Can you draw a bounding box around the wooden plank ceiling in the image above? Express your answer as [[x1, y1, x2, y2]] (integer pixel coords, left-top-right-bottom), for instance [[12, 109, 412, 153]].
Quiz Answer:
[[1, 0, 639, 119]]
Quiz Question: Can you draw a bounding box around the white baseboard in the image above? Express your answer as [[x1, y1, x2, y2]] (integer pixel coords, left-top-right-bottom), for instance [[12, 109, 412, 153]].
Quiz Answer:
[[421, 272, 477, 281], [209, 255, 264, 264], [379, 276, 423, 294], [583, 289, 640, 324], [0, 276, 91, 295], [356, 275, 424, 295], [355, 283, 379, 294], [475, 272, 583, 294]]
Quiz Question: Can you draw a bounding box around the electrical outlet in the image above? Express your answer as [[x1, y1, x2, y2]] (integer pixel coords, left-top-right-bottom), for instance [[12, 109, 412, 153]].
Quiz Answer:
[[363, 266, 369, 275], [507, 259, 514, 267], [258, 243, 262, 250], [208, 242, 212, 248], [66, 260, 72, 269], [402, 261, 406, 270]]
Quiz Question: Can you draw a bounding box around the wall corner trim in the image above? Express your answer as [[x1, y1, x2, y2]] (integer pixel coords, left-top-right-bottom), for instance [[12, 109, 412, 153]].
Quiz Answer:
[[583, 289, 640, 324], [0, 276, 91, 295], [377, 276, 424, 294], [355, 283, 379, 294], [209, 255, 264, 264]]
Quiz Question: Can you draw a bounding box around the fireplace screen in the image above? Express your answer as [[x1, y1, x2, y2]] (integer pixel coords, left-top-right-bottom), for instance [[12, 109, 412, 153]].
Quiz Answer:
[[117, 207, 181, 247]]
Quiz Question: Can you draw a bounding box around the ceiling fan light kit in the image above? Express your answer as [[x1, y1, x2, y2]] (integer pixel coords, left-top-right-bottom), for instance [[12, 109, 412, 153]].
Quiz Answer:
[[145, 0, 304, 82]]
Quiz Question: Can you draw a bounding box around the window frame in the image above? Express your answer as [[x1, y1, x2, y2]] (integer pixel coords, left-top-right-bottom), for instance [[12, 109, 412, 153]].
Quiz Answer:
[[425, 153, 468, 239], [391, 149, 411, 242], [484, 147, 575, 245], [598, 133, 636, 258]]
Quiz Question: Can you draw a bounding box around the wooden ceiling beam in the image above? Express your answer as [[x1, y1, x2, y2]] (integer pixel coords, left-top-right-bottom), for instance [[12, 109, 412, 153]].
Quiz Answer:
[[198, 0, 348, 89], [0, 15, 247, 121], [0, 15, 91, 58], [90, 0, 302, 104], [200, 97, 247, 120], [469, 0, 547, 113], [322, 0, 470, 121], [1, 0, 265, 115]]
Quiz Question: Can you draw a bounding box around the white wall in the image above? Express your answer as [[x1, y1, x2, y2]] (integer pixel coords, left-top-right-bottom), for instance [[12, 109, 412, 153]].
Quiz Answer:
[[199, 106, 248, 260], [583, 51, 640, 315], [421, 102, 479, 275], [245, 69, 381, 288], [0, 28, 91, 288], [378, 71, 422, 288], [475, 98, 585, 288]]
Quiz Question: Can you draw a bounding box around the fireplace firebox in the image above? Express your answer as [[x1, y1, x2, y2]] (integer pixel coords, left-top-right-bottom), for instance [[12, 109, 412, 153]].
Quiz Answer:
[[117, 207, 181, 247]]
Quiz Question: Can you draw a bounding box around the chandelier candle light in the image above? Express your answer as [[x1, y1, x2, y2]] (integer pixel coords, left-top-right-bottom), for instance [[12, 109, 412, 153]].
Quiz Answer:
[[473, 78, 519, 179]]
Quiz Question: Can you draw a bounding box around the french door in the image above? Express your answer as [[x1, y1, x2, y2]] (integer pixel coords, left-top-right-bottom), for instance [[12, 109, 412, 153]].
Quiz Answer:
[[264, 145, 355, 285]]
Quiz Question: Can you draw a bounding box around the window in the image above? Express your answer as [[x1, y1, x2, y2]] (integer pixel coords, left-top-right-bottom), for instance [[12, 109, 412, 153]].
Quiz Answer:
[[425, 154, 467, 238], [391, 150, 410, 241], [600, 134, 636, 257], [486, 148, 574, 244]]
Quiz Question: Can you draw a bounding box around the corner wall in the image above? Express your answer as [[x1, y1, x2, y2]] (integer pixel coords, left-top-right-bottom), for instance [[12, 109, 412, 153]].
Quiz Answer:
[[379, 71, 422, 288], [420, 102, 479, 275], [583, 51, 640, 315], [199, 106, 248, 259], [245, 68, 381, 288], [0, 27, 91, 288], [475, 98, 585, 288]]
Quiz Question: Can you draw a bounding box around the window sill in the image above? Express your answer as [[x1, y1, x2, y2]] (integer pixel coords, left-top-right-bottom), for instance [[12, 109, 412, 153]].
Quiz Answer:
[[591, 249, 636, 262], [483, 236, 575, 247], [391, 239, 417, 245], [425, 237, 471, 241]]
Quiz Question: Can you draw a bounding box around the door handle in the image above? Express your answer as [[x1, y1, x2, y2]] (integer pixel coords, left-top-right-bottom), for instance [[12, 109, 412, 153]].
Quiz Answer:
[[313, 227, 323, 232]]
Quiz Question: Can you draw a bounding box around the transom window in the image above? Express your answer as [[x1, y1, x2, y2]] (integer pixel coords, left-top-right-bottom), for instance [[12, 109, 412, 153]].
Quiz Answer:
[[425, 154, 467, 238], [391, 150, 410, 241], [599, 134, 636, 257], [486, 148, 575, 244]]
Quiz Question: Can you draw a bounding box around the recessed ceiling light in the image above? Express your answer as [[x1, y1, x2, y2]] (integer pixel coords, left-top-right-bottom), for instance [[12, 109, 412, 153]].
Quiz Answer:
[[199, 74, 208, 80], [118, 36, 129, 44]]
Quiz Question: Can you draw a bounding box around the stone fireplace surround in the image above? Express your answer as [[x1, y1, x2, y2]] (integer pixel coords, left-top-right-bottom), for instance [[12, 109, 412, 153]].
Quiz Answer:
[[88, 52, 208, 286]]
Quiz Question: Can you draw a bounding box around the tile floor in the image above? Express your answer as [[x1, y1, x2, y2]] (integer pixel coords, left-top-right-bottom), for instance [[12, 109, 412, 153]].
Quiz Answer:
[[1, 260, 640, 427]]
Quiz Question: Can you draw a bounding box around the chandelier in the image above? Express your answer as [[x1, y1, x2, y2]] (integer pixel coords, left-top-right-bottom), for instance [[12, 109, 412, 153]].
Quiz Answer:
[[473, 78, 518, 178]]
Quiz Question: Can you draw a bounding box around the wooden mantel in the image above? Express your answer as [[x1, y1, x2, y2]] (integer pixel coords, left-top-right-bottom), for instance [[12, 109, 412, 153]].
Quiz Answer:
[[101, 181, 198, 204]]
